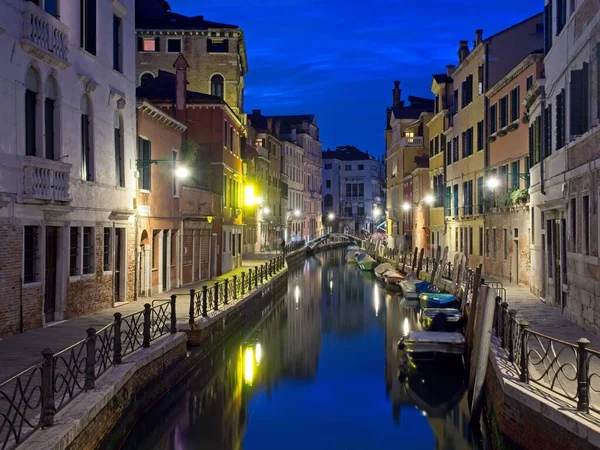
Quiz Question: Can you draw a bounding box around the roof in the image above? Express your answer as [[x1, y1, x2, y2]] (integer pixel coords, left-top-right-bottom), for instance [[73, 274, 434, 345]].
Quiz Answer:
[[433, 74, 453, 84], [136, 70, 225, 105], [137, 11, 238, 31], [322, 146, 375, 162], [387, 96, 434, 125]]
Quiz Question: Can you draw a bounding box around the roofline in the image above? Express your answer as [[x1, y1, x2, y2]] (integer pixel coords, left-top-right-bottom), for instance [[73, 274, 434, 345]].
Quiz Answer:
[[484, 12, 543, 42], [137, 100, 187, 132], [146, 99, 245, 129], [486, 52, 544, 98]]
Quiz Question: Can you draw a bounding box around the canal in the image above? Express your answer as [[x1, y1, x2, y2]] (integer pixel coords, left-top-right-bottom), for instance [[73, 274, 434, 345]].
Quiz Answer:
[[120, 249, 483, 450]]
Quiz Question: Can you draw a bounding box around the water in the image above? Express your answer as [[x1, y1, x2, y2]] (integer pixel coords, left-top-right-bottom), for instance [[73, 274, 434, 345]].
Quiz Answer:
[[120, 249, 481, 450]]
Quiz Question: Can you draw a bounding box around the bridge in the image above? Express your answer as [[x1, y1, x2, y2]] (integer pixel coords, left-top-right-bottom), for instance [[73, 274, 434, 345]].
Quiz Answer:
[[306, 233, 363, 251]]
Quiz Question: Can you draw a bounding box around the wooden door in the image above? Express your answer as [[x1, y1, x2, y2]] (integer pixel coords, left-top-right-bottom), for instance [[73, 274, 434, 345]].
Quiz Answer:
[[44, 227, 58, 322], [114, 229, 123, 302]]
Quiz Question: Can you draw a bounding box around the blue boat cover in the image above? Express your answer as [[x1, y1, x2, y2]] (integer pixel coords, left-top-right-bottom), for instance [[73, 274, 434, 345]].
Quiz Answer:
[[419, 292, 458, 309]]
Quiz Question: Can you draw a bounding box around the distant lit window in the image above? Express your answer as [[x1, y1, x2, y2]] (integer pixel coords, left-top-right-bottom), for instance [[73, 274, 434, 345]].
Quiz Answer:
[[143, 38, 156, 52]]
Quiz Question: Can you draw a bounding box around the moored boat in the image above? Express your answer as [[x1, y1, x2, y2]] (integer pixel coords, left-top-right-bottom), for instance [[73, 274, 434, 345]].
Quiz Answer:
[[356, 252, 377, 271], [418, 292, 462, 331], [400, 278, 430, 299], [398, 331, 465, 366], [374, 263, 394, 279], [346, 249, 363, 263]]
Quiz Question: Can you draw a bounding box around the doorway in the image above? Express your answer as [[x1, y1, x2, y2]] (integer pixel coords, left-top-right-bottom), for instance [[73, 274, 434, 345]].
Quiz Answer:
[[512, 229, 519, 284], [114, 228, 123, 302], [553, 220, 561, 308], [44, 227, 58, 322], [162, 230, 169, 292], [211, 233, 217, 278]]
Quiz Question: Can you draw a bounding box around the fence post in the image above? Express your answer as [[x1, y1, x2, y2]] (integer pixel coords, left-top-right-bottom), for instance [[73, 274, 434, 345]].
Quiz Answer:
[[170, 295, 177, 334], [577, 337, 591, 412], [143, 304, 151, 348], [85, 328, 97, 390], [241, 272, 246, 296], [254, 266, 258, 288], [224, 279, 229, 305], [500, 301, 508, 348], [260, 265, 264, 284], [508, 309, 517, 362], [188, 289, 195, 325], [202, 285, 208, 317], [519, 321, 529, 382], [113, 312, 122, 364], [41, 348, 55, 427], [233, 275, 238, 300], [214, 282, 220, 311]]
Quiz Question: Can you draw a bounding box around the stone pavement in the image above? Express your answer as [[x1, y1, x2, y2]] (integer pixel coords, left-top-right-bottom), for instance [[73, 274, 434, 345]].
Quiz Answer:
[[0, 252, 280, 383]]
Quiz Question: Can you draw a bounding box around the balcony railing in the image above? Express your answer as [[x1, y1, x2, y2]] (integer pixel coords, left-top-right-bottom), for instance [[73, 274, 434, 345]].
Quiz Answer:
[[21, 1, 69, 69], [21, 156, 71, 202], [400, 136, 424, 148]]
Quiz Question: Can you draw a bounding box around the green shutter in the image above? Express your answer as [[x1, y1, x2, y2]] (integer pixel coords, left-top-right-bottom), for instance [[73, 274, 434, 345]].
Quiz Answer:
[[571, 68, 584, 136]]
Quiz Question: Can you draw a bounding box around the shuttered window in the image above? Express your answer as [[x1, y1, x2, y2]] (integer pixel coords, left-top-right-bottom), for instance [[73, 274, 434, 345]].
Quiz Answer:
[[510, 86, 520, 122], [80, 0, 96, 55], [570, 64, 589, 137], [544, 2, 553, 54], [139, 137, 152, 190], [25, 90, 37, 156], [556, 0, 567, 36], [556, 89, 566, 149]]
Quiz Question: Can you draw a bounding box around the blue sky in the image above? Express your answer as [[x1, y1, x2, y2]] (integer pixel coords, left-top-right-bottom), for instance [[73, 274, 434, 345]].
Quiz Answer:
[[171, 0, 542, 157]]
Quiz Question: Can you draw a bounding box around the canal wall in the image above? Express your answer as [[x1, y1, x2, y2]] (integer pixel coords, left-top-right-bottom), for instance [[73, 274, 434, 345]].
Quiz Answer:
[[21, 262, 294, 450]]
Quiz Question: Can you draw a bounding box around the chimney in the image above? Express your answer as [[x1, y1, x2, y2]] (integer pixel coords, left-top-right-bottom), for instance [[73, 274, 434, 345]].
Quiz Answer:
[[267, 118, 273, 132], [291, 127, 297, 143], [392, 81, 402, 107], [475, 29, 483, 45], [173, 54, 189, 115], [458, 40, 470, 64], [446, 65, 456, 76]]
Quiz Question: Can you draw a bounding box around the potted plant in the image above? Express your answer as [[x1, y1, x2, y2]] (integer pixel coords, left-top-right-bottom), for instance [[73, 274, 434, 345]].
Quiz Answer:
[[507, 122, 519, 132], [497, 129, 508, 137], [487, 135, 497, 143], [522, 113, 530, 124], [510, 188, 529, 205]]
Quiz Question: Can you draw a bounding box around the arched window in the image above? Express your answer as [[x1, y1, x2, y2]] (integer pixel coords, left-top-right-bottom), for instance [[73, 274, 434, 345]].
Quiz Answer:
[[211, 74, 224, 98], [45, 76, 58, 160], [81, 95, 93, 181], [114, 111, 124, 187], [25, 67, 40, 157], [140, 72, 154, 86], [324, 194, 333, 207]]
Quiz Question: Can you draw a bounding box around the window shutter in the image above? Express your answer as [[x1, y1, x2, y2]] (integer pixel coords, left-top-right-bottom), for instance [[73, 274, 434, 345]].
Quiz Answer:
[[137, 36, 143, 52], [582, 62, 589, 133], [45, 99, 55, 160], [544, 3, 553, 54], [570, 69, 583, 136], [87, 0, 97, 55], [25, 90, 36, 157], [547, 104, 552, 157], [529, 125, 534, 166], [154, 37, 160, 52]]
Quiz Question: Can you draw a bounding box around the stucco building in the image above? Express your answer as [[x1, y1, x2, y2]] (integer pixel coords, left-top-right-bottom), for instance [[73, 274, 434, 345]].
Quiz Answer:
[[282, 140, 305, 242], [322, 146, 385, 234]]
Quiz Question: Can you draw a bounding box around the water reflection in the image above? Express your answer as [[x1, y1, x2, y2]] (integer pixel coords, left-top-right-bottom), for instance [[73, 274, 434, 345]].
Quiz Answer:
[[121, 249, 480, 450]]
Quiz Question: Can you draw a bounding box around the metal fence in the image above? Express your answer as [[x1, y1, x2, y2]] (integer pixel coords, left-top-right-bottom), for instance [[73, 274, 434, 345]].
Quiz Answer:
[[188, 254, 286, 324], [493, 296, 599, 414], [0, 298, 177, 450]]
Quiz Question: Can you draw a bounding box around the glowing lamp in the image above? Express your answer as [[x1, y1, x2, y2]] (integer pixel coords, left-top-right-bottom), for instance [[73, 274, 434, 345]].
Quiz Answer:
[[245, 185, 256, 206]]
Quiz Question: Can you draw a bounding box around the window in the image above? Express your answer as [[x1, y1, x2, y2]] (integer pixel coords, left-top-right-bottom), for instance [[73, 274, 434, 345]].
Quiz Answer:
[[461, 75, 473, 107], [478, 64, 484, 95], [499, 95, 509, 128], [103, 228, 111, 271], [462, 180, 473, 215], [556, 0, 567, 35], [453, 184, 459, 216], [477, 177, 484, 214], [434, 136, 439, 155], [503, 229, 508, 259], [324, 194, 333, 207], [570, 63, 589, 136], [490, 104, 497, 134], [346, 184, 351, 197], [139, 37, 159, 52], [231, 232, 235, 257], [113, 15, 122, 72], [492, 228, 497, 258], [556, 88, 566, 149], [358, 203, 365, 216], [83, 227, 94, 274], [510, 161, 520, 190], [485, 228, 490, 256], [435, 95, 440, 113], [570, 197, 577, 252], [229, 126, 234, 153], [324, 163, 332, 169], [171, 231, 177, 266], [453, 89, 459, 111], [326, 180, 331, 188], [359, 184, 364, 197], [25, 67, 39, 157], [167, 38, 182, 53], [459, 227, 464, 252], [211, 74, 224, 98], [526, 75, 533, 90], [223, 120, 228, 148], [446, 140, 452, 165], [358, 164, 364, 170], [455, 228, 459, 251], [477, 120, 484, 151], [345, 204, 352, 216], [479, 227, 483, 256], [207, 38, 229, 52], [510, 86, 520, 122], [345, 165, 352, 171], [544, 104, 553, 158], [452, 137, 459, 162], [81, 95, 93, 181], [544, 2, 553, 53], [462, 128, 473, 157], [45, 76, 57, 160], [583, 195, 590, 255], [114, 113, 124, 187], [140, 73, 154, 86], [430, 139, 434, 157], [138, 137, 151, 190], [70, 227, 79, 276], [469, 227, 473, 255], [23, 226, 39, 283], [352, 184, 358, 197], [80, 0, 97, 55], [172, 150, 178, 196]]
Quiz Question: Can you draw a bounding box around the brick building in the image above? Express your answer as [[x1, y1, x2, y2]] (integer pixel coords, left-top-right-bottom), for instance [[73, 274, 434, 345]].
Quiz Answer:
[[135, 0, 247, 115], [137, 57, 243, 277], [0, 0, 137, 336]]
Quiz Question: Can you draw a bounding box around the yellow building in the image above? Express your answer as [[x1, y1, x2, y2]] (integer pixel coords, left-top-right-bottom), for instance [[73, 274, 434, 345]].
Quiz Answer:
[[426, 68, 455, 253]]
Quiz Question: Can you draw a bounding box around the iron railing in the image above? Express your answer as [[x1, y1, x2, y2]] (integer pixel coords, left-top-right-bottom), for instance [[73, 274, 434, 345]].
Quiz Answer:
[[493, 295, 598, 414], [188, 254, 286, 324], [0, 297, 178, 450]]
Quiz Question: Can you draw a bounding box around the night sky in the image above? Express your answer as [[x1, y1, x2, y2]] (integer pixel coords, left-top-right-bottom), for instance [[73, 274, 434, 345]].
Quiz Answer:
[[171, 0, 542, 157]]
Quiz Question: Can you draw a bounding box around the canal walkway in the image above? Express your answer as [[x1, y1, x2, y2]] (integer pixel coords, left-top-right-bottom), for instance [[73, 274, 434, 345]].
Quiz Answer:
[[0, 251, 280, 383]]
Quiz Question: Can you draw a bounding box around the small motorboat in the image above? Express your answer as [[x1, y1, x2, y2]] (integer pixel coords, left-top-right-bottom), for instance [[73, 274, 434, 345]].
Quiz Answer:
[[383, 270, 404, 284], [356, 252, 377, 271], [419, 292, 459, 309], [398, 331, 465, 366], [346, 249, 363, 263], [400, 274, 430, 299], [419, 293, 462, 332], [374, 263, 394, 279]]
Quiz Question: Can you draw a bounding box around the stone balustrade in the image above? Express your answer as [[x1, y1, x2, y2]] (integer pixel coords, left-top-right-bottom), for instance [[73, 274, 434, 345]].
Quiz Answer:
[[21, 1, 69, 69], [400, 136, 424, 148], [22, 156, 71, 202]]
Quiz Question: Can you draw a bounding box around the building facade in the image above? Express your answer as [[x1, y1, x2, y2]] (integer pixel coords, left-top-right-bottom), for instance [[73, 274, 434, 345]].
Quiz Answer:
[[322, 146, 385, 235], [529, 1, 600, 333], [0, 0, 137, 336], [385, 82, 434, 251], [282, 140, 305, 242]]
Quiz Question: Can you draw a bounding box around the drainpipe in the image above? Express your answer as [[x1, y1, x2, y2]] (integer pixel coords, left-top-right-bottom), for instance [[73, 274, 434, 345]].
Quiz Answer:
[[540, 86, 546, 195]]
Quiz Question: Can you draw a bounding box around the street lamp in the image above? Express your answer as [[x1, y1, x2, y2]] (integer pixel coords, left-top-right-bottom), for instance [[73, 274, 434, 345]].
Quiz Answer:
[[373, 207, 381, 218], [294, 209, 301, 217], [262, 206, 271, 215], [328, 212, 335, 221], [486, 177, 500, 189], [423, 195, 434, 205], [402, 203, 411, 211], [136, 159, 190, 178]]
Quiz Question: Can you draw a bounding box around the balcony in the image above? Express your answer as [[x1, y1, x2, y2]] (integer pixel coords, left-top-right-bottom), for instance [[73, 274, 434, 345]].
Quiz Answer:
[[400, 136, 424, 148], [21, 1, 69, 70], [257, 146, 268, 159], [22, 156, 71, 202]]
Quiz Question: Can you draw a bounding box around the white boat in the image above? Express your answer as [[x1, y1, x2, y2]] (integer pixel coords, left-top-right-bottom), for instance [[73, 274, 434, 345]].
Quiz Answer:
[[374, 263, 394, 279], [398, 331, 465, 365]]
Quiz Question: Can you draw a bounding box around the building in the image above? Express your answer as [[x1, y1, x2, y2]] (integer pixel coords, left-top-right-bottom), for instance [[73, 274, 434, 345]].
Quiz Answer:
[[411, 160, 432, 253], [135, 0, 247, 115], [483, 52, 543, 286], [426, 69, 455, 253], [0, 0, 137, 336], [385, 82, 434, 251], [274, 115, 323, 241], [137, 58, 243, 277], [444, 18, 543, 269], [241, 124, 260, 254], [529, 1, 600, 332], [135, 101, 187, 296], [322, 146, 385, 235], [248, 111, 283, 251], [282, 140, 305, 243]]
